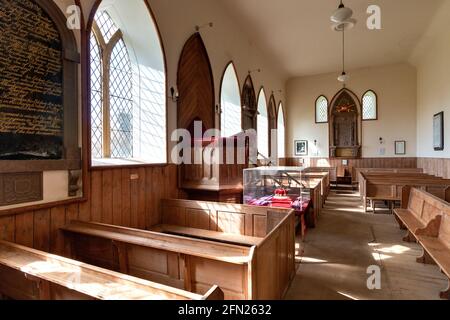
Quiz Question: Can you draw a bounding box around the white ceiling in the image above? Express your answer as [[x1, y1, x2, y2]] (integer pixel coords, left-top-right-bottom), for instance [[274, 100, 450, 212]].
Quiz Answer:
[[218, 0, 445, 79]]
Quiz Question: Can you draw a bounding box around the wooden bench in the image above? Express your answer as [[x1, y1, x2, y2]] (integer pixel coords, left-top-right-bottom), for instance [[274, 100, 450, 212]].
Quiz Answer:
[[0, 240, 221, 300], [149, 224, 263, 247], [354, 168, 424, 184], [394, 188, 450, 299], [360, 173, 450, 213], [416, 212, 450, 299], [62, 199, 295, 300]]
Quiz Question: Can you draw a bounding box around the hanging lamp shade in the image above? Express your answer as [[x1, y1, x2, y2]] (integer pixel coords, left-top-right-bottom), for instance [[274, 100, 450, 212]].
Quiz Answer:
[[331, 19, 357, 32], [330, 4, 353, 23], [337, 72, 350, 83]]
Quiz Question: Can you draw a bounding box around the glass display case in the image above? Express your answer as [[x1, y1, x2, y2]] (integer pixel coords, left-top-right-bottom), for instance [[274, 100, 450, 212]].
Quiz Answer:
[[243, 166, 311, 214]]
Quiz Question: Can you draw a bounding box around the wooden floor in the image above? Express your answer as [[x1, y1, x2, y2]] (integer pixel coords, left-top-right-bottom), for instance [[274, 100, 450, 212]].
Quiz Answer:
[[286, 191, 448, 300]]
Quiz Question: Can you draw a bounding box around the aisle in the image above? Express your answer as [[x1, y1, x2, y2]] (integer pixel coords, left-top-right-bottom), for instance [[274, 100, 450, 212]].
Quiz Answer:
[[285, 191, 448, 300]]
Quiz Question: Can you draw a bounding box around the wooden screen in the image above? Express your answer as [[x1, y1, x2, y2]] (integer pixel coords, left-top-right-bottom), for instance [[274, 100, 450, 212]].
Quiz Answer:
[[177, 33, 215, 131]]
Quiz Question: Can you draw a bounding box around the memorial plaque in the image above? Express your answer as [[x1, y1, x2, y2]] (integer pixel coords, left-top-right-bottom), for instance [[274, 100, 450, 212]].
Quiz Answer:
[[0, 172, 43, 206], [0, 0, 64, 160]]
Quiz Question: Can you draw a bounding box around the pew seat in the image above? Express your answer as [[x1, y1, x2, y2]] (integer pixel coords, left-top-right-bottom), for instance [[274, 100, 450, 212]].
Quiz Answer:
[[394, 188, 450, 299], [417, 213, 450, 300], [149, 224, 263, 247], [0, 240, 220, 300], [62, 221, 252, 265]]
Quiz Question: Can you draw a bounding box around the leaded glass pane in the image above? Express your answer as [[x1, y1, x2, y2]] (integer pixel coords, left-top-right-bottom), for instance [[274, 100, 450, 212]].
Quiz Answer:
[[362, 91, 377, 120], [90, 32, 103, 159], [257, 90, 269, 158], [316, 96, 328, 123], [95, 11, 118, 44], [277, 105, 285, 158], [110, 39, 133, 158]]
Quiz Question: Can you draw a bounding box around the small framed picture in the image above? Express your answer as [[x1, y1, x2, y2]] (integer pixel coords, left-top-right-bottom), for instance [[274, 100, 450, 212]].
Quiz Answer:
[[395, 141, 406, 155], [295, 140, 308, 156], [433, 112, 444, 151]]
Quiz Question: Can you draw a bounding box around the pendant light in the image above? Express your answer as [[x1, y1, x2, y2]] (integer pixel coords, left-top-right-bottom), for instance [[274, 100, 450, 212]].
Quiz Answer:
[[331, 1, 357, 31], [331, 0, 353, 23], [337, 28, 349, 83]]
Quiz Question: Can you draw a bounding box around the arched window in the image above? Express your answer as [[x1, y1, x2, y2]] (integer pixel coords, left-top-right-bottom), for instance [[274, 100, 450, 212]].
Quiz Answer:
[[362, 90, 378, 120], [220, 63, 241, 137], [315, 95, 328, 123], [90, 1, 166, 165], [277, 103, 286, 158], [257, 88, 269, 158]]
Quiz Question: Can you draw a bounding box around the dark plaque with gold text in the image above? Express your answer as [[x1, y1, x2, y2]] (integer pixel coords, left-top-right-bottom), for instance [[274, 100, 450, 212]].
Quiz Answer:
[[0, 0, 64, 160]]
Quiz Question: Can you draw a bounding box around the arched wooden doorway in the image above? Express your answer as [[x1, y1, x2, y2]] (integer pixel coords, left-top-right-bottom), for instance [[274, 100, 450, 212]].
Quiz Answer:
[[241, 75, 257, 131], [329, 88, 362, 158], [177, 33, 215, 133]]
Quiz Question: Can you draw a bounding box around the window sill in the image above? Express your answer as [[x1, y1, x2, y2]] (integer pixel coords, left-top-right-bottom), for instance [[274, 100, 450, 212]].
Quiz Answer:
[[91, 158, 169, 170]]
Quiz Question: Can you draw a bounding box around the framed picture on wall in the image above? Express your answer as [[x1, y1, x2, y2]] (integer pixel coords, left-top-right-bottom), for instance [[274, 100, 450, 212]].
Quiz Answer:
[[295, 140, 308, 156], [433, 112, 444, 151], [395, 141, 406, 155]]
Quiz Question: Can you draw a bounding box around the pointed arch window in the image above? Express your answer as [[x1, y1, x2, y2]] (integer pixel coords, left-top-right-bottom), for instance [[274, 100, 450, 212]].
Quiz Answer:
[[315, 95, 328, 123], [90, 6, 167, 165], [220, 63, 242, 137], [362, 90, 378, 120], [257, 89, 269, 158], [277, 103, 286, 158]]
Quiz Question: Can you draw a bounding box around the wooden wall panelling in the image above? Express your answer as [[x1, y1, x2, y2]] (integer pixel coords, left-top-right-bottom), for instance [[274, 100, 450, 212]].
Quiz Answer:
[[0, 165, 179, 257], [15, 213, 34, 247], [121, 168, 131, 227], [418, 158, 450, 179], [33, 209, 50, 252]]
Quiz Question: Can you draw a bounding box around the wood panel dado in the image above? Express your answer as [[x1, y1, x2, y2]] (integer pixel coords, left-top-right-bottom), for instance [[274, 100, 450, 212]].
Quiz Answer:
[[281, 157, 418, 169], [418, 158, 450, 179], [0, 165, 179, 255]]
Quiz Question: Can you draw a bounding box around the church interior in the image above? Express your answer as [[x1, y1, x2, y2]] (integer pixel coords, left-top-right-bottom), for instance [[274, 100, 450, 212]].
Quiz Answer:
[[0, 0, 450, 301]]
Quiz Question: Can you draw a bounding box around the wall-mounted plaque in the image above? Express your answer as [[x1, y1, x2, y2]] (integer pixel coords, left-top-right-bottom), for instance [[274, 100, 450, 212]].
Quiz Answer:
[[0, 0, 64, 160], [433, 112, 444, 151], [0, 172, 43, 206]]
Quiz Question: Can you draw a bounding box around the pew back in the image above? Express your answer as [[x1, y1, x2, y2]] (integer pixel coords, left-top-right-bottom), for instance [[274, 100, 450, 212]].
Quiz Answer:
[[0, 240, 215, 300]]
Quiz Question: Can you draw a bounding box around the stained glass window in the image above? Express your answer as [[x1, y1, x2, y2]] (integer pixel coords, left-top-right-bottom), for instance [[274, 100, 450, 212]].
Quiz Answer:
[[315, 96, 328, 123], [362, 90, 377, 120]]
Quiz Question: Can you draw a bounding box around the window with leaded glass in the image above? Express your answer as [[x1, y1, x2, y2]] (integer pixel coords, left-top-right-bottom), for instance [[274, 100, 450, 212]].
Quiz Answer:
[[315, 95, 328, 123], [89, 7, 166, 164], [257, 89, 269, 158], [362, 90, 378, 120], [220, 63, 242, 137], [277, 103, 285, 158]]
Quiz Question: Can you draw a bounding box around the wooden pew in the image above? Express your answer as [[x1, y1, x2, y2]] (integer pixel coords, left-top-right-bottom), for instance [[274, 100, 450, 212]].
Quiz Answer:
[[393, 188, 450, 299], [303, 172, 330, 204], [304, 167, 337, 186], [354, 168, 424, 184], [301, 178, 322, 228], [0, 240, 221, 300], [62, 200, 295, 300], [417, 212, 450, 299], [359, 173, 450, 212]]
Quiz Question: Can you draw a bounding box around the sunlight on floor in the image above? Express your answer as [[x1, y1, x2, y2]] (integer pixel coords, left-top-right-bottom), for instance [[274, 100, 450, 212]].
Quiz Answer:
[[337, 291, 360, 300], [301, 257, 328, 263]]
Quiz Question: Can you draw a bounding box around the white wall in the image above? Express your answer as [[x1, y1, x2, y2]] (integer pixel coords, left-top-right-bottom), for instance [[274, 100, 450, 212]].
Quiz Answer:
[[79, 0, 287, 149], [410, 1, 450, 159], [286, 63, 417, 158]]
